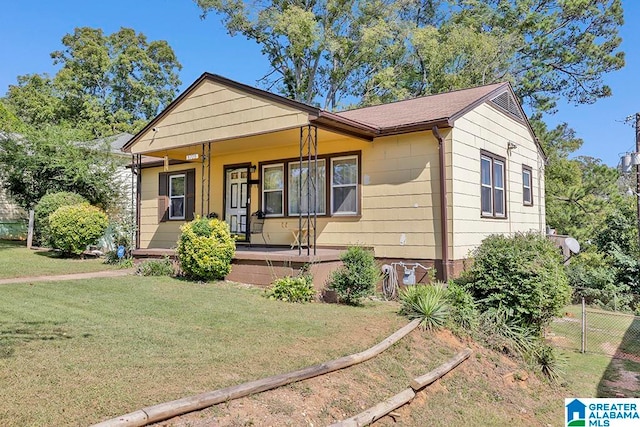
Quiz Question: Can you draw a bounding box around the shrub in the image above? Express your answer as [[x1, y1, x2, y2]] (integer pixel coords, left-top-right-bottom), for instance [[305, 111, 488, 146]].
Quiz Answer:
[[530, 343, 566, 382], [399, 284, 449, 330], [48, 204, 109, 256], [176, 216, 235, 281], [266, 275, 315, 303], [35, 192, 88, 246], [328, 245, 381, 305], [137, 257, 174, 276], [445, 281, 479, 331], [459, 233, 570, 334]]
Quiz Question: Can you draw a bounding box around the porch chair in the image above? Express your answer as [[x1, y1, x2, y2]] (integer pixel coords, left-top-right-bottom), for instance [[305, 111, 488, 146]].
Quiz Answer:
[[281, 219, 311, 249], [249, 212, 266, 246]]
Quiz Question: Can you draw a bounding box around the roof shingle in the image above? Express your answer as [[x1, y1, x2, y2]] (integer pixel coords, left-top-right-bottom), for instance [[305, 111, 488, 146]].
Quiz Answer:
[[334, 82, 507, 129]]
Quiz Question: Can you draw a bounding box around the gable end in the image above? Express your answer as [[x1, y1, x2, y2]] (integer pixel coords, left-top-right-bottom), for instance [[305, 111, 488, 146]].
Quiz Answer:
[[490, 92, 524, 121]]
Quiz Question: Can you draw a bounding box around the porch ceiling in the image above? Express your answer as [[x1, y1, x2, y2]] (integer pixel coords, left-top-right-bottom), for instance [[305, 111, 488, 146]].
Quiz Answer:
[[140, 127, 361, 161]]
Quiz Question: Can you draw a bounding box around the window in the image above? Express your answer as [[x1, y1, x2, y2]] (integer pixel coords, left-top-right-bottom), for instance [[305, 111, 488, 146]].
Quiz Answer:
[[262, 164, 284, 216], [480, 152, 506, 218], [169, 174, 186, 219], [522, 165, 533, 206], [259, 152, 360, 217], [331, 156, 358, 215], [289, 160, 326, 215], [158, 169, 195, 222]]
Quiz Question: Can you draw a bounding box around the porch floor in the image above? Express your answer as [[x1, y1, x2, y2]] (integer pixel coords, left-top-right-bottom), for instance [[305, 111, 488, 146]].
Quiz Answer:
[[132, 245, 343, 263], [131, 246, 345, 287]]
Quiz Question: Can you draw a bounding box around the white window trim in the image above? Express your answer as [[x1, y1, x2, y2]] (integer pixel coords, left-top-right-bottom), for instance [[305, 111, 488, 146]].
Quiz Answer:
[[523, 167, 533, 205], [481, 156, 493, 216], [169, 173, 186, 220], [262, 163, 284, 217], [331, 155, 358, 215], [288, 159, 326, 216], [493, 159, 505, 217]]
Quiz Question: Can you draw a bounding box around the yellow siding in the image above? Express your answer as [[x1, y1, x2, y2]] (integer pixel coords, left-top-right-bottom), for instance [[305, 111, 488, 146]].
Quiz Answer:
[[450, 103, 545, 260], [138, 131, 445, 259], [128, 79, 310, 155]]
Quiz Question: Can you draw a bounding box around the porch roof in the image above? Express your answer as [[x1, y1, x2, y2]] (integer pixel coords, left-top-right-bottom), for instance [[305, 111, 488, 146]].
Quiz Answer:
[[123, 73, 536, 157]]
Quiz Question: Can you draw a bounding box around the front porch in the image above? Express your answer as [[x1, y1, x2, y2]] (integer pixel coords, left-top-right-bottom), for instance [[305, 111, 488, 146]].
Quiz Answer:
[[132, 245, 344, 288]]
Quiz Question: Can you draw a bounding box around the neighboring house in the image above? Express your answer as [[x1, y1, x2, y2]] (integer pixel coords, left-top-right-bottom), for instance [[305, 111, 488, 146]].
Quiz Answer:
[[0, 132, 134, 243], [123, 73, 545, 280], [0, 186, 26, 240], [0, 132, 26, 240]]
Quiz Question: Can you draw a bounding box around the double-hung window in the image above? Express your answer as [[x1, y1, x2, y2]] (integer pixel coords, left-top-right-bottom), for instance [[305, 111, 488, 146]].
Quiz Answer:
[[480, 151, 506, 218], [289, 159, 326, 215], [158, 169, 195, 222], [262, 164, 284, 216], [522, 165, 533, 206], [331, 156, 358, 215], [169, 174, 186, 220]]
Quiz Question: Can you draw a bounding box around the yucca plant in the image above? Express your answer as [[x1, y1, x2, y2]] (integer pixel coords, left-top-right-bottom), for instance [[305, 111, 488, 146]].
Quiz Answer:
[[399, 284, 449, 330], [529, 344, 566, 382]]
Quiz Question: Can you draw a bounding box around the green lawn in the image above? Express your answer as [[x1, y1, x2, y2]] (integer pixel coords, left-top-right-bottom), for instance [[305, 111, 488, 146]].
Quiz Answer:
[[0, 240, 117, 279], [550, 305, 640, 397], [0, 276, 404, 426]]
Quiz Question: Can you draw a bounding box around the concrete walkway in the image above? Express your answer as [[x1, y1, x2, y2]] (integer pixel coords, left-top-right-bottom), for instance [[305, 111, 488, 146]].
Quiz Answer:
[[0, 268, 135, 285]]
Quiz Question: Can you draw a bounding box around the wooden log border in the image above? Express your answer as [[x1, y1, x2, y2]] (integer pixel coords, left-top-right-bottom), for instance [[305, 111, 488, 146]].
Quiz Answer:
[[329, 348, 472, 427], [92, 319, 422, 427]]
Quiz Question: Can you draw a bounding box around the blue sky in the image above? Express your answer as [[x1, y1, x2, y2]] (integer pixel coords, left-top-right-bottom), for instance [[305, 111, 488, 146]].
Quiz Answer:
[[0, 0, 637, 167]]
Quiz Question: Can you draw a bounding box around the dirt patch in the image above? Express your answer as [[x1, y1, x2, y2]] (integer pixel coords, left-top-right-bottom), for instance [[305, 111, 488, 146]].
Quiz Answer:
[[154, 329, 566, 427], [601, 359, 640, 397]]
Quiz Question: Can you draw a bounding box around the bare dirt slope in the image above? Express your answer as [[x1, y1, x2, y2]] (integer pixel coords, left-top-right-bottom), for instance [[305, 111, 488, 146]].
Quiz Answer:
[[155, 329, 567, 427]]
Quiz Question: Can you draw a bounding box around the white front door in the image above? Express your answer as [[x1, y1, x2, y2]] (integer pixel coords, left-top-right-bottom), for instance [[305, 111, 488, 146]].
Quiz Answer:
[[225, 167, 249, 240]]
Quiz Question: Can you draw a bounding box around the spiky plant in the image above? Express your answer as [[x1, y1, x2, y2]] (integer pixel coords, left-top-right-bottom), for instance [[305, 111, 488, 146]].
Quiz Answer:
[[399, 284, 449, 330]]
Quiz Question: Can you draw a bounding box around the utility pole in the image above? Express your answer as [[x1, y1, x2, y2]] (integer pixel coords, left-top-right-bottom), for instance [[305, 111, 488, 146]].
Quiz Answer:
[[636, 113, 640, 247]]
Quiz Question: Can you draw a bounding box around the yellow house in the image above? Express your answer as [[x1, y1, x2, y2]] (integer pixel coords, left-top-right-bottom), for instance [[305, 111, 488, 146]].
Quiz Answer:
[[123, 73, 545, 283]]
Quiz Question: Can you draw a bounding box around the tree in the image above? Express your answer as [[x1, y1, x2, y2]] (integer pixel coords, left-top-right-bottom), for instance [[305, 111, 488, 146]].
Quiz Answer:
[[532, 116, 625, 242], [197, 0, 624, 113], [4, 27, 182, 137], [197, 0, 401, 110], [0, 126, 124, 210]]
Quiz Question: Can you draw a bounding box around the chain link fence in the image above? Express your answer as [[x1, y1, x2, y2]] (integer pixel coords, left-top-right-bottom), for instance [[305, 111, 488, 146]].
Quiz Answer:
[[549, 288, 640, 360]]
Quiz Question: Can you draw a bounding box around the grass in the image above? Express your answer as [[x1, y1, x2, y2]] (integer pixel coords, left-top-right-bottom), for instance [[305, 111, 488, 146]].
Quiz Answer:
[[0, 240, 117, 279], [0, 276, 404, 426], [550, 304, 640, 398]]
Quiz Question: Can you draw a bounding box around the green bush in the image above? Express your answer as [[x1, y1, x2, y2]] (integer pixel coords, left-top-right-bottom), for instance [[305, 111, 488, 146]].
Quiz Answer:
[[48, 204, 109, 256], [328, 245, 381, 305], [176, 216, 235, 281], [399, 284, 449, 330], [266, 275, 315, 303], [136, 257, 174, 276], [459, 233, 570, 334], [445, 281, 479, 331], [35, 192, 87, 246]]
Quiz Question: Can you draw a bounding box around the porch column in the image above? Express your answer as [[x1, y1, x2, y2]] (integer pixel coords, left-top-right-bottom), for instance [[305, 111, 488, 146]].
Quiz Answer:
[[299, 125, 318, 256]]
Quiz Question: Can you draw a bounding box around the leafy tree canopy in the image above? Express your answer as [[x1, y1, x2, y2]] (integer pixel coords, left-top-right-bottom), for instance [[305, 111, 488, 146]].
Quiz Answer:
[[197, 0, 624, 112], [3, 27, 182, 137], [0, 126, 125, 210]]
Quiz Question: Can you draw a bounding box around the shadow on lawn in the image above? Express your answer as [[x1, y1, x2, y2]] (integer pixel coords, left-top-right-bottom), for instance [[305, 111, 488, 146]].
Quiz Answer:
[[596, 316, 640, 397], [0, 321, 77, 358], [0, 240, 26, 250]]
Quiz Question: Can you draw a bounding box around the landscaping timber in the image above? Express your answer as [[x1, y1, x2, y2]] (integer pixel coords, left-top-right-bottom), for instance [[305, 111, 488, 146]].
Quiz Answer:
[[92, 319, 422, 427], [410, 348, 472, 390], [330, 348, 473, 427]]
